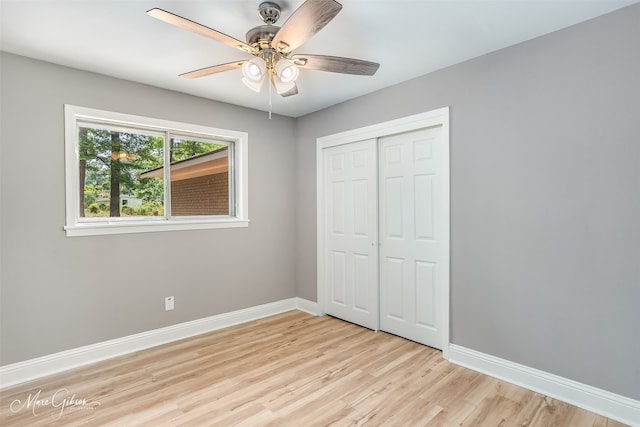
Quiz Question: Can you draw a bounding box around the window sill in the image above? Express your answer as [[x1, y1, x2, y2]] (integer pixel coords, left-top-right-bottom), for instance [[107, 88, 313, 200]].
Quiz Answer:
[[64, 217, 250, 237]]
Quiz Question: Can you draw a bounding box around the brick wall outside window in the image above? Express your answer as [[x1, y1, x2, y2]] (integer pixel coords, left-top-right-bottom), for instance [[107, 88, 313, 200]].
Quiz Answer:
[[171, 172, 228, 215]]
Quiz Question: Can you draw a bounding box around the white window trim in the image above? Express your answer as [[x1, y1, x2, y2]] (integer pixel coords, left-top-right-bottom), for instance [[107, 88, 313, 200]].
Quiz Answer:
[[64, 105, 249, 237]]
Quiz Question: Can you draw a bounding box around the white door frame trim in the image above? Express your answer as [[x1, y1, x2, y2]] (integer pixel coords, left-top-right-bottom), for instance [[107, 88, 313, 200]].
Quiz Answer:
[[316, 107, 450, 358]]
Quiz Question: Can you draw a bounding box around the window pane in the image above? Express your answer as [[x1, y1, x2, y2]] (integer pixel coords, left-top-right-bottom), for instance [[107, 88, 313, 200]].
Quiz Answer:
[[79, 127, 164, 218], [168, 137, 230, 216]]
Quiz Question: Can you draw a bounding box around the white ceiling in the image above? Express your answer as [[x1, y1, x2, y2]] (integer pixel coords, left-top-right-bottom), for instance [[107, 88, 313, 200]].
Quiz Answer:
[[1, 0, 636, 118]]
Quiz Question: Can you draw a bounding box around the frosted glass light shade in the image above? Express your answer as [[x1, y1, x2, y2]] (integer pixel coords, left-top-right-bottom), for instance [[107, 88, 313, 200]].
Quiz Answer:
[[241, 58, 266, 92], [242, 76, 265, 92], [275, 60, 299, 84], [273, 76, 295, 94]]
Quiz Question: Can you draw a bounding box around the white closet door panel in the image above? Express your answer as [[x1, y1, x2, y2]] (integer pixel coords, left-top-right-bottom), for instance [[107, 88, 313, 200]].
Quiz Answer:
[[323, 139, 379, 330], [380, 127, 445, 348]]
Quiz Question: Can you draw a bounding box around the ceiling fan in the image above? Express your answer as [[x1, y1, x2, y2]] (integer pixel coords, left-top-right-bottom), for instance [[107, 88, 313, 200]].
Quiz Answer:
[[147, 0, 380, 98]]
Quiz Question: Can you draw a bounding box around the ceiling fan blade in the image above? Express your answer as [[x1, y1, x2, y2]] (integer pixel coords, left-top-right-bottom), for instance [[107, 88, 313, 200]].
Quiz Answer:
[[279, 83, 299, 97], [179, 61, 246, 79], [270, 0, 343, 54], [291, 54, 379, 76], [147, 8, 256, 54]]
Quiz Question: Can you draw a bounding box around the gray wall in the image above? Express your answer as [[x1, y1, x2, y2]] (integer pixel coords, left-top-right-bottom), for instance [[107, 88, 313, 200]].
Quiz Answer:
[[295, 5, 640, 400], [0, 53, 297, 364]]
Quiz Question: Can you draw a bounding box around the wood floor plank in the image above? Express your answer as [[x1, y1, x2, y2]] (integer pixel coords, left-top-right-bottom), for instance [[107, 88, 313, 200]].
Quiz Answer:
[[0, 311, 629, 426]]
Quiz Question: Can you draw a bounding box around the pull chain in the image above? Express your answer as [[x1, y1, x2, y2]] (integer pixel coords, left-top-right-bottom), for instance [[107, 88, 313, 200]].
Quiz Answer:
[[268, 78, 272, 120]]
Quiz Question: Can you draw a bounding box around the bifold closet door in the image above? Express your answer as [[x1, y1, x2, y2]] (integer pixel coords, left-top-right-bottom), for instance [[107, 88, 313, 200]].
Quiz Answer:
[[322, 139, 379, 330], [379, 127, 445, 349]]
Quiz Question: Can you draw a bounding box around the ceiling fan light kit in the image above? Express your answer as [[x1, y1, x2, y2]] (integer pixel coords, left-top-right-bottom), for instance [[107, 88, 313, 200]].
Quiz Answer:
[[147, 0, 379, 104]]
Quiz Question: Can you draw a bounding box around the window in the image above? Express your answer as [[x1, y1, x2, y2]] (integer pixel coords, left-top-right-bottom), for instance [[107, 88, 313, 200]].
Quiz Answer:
[[64, 105, 248, 236]]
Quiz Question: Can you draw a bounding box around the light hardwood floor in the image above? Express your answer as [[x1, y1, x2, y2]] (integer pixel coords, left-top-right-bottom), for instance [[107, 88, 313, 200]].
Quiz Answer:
[[0, 310, 628, 426]]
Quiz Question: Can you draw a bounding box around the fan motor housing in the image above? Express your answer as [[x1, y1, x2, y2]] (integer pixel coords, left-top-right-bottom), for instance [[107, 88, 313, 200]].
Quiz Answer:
[[246, 25, 280, 50]]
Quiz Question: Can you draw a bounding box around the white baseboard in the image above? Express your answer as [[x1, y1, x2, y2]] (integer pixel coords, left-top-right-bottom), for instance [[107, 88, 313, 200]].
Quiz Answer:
[[448, 344, 640, 426], [295, 297, 320, 315], [0, 298, 319, 390]]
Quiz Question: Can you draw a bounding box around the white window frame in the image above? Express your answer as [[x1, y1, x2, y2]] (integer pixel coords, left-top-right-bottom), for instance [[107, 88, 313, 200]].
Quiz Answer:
[[64, 105, 249, 237]]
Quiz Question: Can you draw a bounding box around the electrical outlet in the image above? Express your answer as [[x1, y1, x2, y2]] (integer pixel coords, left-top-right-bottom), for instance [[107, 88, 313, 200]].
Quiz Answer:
[[165, 296, 174, 311]]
